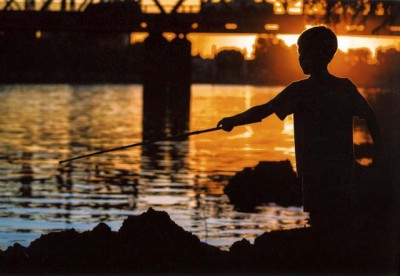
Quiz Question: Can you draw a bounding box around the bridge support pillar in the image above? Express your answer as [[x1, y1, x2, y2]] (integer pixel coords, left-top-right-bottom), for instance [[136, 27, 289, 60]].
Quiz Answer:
[[142, 32, 192, 141]]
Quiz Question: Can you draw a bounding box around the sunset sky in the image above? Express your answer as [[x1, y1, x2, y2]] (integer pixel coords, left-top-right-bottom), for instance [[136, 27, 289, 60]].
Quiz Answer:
[[187, 34, 400, 59], [131, 32, 400, 60]]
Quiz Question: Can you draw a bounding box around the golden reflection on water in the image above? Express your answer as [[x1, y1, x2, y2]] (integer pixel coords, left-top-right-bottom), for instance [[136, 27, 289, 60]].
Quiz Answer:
[[0, 84, 382, 250], [189, 85, 296, 174]]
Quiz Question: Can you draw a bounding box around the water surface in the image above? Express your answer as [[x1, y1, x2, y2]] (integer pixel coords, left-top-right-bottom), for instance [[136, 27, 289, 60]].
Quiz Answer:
[[0, 84, 379, 249]]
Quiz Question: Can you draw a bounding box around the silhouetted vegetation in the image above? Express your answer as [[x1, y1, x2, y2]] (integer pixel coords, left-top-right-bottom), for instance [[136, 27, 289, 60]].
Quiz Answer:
[[214, 49, 246, 83], [193, 35, 400, 88], [247, 36, 302, 84], [0, 32, 399, 88]]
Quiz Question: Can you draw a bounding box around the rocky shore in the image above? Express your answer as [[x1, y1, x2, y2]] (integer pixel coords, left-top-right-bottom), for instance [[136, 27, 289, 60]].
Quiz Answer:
[[224, 160, 302, 211], [1, 207, 397, 274], [2, 137, 399, 274]]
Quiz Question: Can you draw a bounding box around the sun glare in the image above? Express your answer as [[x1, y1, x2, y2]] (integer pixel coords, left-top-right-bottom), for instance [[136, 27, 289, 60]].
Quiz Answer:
[[188, 34, 257, 59], [190, 34, 400, 60], [131, 32, 400, 60], [278, 34, 400, 59]]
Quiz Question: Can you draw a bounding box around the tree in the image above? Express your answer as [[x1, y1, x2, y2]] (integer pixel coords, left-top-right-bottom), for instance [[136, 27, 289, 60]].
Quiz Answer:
[[215, 49, 246, 83], [249, 35, 302, 84]]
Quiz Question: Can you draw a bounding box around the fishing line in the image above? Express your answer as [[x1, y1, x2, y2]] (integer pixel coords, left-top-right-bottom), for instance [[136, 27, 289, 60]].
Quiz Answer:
[[201, 196, 209, 243], [195, 187, 209, 243], [53, 127, 222, 185], [56, 127, 222, 240], [59, 127, 222, 164]]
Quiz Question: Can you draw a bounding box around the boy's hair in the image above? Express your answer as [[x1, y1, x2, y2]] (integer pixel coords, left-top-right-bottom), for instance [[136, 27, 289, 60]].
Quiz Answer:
[[297, 25, 338, 64]]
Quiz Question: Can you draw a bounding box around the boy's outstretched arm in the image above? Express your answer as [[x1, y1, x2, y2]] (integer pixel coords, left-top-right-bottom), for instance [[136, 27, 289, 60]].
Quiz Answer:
[[217, 102, 274, 131], [217, 82, 298, 131]]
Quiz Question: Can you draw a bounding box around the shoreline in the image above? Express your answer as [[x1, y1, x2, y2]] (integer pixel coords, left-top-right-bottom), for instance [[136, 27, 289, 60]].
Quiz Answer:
[[1, 207, 397, 273]]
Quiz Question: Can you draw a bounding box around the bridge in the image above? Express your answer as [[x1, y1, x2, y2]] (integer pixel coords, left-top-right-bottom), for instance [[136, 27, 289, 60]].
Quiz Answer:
[[0, 1, 398, 138], [0, 0, 399, 36]]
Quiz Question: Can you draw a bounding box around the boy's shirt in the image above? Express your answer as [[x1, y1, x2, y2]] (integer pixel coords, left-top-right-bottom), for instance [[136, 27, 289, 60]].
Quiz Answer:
[[269, 76, 372, 176]]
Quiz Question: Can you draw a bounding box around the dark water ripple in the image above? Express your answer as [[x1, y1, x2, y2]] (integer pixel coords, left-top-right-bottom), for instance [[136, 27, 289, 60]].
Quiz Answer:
[[0, 84, 339, 250]]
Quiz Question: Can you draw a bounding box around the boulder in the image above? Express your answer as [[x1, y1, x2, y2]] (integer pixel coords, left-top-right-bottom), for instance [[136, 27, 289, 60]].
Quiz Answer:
[[0, 207, 397, 273], [224, 160, 302, 211], [0, 208, 222, 273]]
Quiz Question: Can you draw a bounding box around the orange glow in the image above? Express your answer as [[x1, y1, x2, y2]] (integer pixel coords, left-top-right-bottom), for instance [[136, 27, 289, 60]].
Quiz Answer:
[[131, 33, 400, 61], [188, 34, 257, 59], [225, 23, 238, 30], [357, 158, 373, 166], [189, 85, 296, 172], [274, 1, 285, 14], [287, 0, 302, 14], [265, 24, 280, 31], [188, 34, 400, 60], [278, 35, 400, 59], [191, 23, 199, 30], [131, 0, 400, 59]]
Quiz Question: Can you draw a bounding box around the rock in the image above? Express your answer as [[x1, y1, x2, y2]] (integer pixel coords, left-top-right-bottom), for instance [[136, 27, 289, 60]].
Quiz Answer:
[[25, 226, 118, 273], [226, 224, 397, 273], [0, 208, 223, 273], [116, 207, 222, 272], [1, 243, 31, 273], [0, 206, 396, 274], [230, 238, 252, 254], [224, 160, 302, 211]]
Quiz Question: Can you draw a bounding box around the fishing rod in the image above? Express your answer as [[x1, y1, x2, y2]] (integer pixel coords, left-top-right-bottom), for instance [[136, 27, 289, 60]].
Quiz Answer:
[[59, 126, 222, 164]]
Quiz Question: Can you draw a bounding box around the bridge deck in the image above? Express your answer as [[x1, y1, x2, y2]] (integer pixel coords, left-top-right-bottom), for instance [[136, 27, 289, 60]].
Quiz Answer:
[[0, 10, 398, 36]]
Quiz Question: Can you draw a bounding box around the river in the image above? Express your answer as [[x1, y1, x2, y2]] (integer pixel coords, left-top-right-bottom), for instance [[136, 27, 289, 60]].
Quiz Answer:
[[0, 84, 386, 250]]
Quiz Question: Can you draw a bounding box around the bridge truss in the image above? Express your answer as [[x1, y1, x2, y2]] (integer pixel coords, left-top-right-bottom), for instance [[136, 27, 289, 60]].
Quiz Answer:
[[0, 0, 399, 36]]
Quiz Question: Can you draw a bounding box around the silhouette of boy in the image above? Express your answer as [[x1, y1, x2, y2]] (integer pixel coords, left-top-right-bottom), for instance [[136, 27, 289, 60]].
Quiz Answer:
[[217, 26, 382, 229]]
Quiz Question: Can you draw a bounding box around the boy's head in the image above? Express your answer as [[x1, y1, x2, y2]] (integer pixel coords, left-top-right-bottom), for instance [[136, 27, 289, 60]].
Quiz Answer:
[[297, 26, 338, 75]]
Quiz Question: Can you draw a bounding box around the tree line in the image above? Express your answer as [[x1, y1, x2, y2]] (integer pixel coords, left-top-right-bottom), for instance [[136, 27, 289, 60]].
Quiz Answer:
[[0, 32, 398, 88], [193, 35, 400, 89]]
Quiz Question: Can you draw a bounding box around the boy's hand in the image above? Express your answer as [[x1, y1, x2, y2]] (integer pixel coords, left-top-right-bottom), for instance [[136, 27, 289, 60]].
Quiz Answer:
[[217, 117, 236, 132]]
